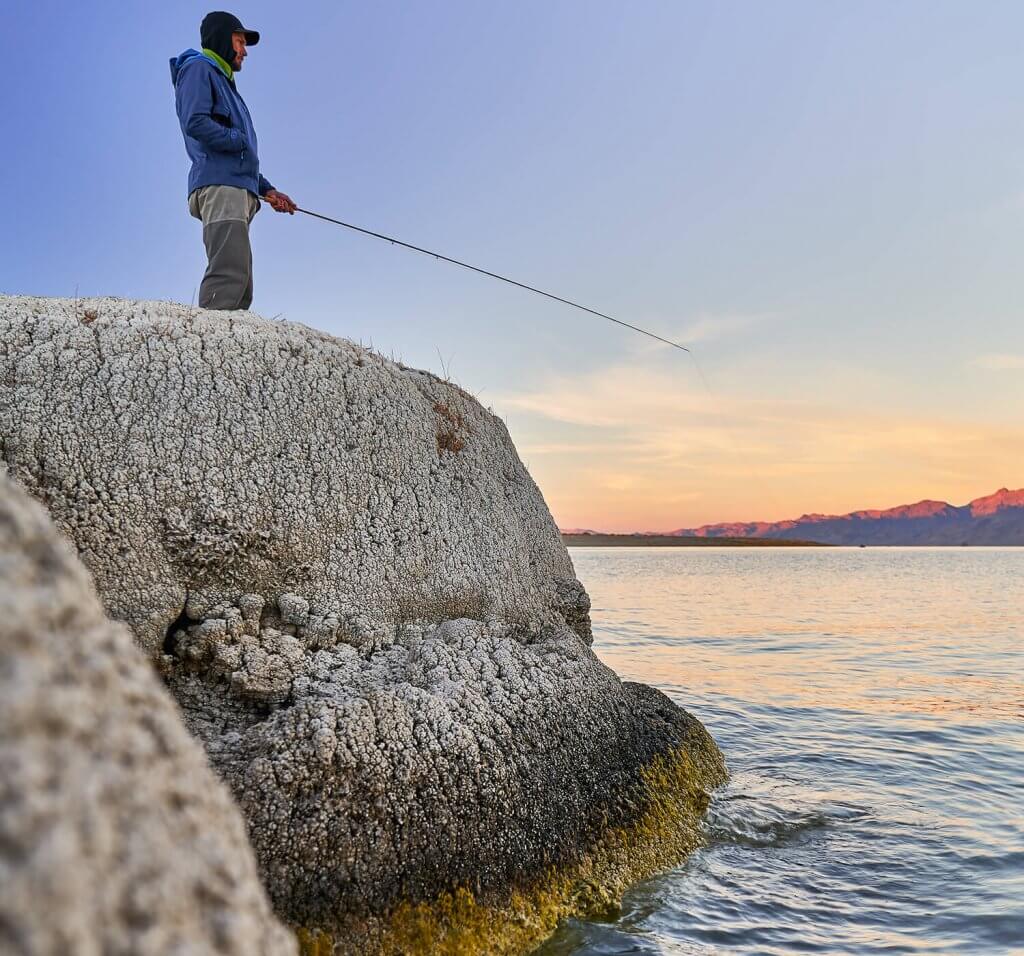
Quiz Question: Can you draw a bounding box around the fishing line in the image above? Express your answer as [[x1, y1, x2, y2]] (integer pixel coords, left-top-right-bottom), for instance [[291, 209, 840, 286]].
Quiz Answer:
[[265, 200, 692, 354]]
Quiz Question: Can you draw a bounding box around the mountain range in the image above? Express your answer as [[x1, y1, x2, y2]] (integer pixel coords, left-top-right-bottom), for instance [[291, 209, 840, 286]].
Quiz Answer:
[[565, 488, 1024, 545], [668, 488, 1024, 545]]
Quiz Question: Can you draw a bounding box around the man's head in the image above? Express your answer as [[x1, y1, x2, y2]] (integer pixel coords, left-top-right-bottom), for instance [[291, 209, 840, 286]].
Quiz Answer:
[[200, 11, 259, 72]]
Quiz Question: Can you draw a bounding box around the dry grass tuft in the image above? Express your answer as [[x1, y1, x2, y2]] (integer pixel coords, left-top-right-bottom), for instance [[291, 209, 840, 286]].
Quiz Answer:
[[433, 401, 468, 454]]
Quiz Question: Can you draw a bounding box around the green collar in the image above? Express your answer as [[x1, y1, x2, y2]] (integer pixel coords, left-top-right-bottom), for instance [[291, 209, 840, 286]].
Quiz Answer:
[[202, 47, 234, 81]]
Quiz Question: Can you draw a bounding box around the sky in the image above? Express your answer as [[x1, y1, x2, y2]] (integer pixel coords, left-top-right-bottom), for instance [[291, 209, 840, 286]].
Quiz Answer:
[[3, 0, 1024, 531]]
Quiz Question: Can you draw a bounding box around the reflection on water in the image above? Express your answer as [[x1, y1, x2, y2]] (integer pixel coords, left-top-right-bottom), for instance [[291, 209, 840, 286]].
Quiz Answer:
[[537, 548, 1024, 956]]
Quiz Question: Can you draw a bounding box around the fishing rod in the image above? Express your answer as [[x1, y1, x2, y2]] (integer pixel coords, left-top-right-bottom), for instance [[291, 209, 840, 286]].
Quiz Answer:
[[261, 199, 690, 354]]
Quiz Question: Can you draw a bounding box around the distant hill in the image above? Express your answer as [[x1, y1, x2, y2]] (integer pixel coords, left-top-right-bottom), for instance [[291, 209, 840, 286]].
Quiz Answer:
[[666, 488, 1024, 545], [562, 532, 822, 548]]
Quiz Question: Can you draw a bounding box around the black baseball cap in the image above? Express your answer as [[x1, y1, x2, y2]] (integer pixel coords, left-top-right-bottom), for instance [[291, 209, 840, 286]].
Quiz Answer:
[[201, 11, 260, 46]]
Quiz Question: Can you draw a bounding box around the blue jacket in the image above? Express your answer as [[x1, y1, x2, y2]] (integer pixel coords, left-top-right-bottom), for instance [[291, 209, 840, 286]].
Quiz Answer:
[[169, 49, 275, 198]]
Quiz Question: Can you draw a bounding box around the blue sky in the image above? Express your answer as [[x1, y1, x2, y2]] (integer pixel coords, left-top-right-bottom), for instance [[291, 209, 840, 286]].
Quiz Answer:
[[4, 1, 1023, 529]]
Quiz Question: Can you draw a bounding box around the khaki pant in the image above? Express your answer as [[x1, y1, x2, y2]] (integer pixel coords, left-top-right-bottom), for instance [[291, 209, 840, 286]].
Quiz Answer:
[[188, 185, 260, 310]]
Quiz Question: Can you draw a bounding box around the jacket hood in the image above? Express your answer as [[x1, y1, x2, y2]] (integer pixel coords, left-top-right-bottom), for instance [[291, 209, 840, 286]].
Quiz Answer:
[[201, 12, 246, 75], [169, 48, 206, 86]]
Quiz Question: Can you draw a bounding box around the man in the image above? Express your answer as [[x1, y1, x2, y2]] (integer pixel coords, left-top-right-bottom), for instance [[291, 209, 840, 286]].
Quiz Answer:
[[170, 12, 296, 310]]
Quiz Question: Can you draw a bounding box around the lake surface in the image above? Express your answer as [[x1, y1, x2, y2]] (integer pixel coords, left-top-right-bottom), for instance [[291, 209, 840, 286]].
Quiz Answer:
[[538, 548, 1024, 956]]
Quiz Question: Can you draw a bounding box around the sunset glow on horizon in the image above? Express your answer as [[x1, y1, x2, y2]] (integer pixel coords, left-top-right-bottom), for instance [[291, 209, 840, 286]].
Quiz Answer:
[[499, 328, 1024, 532]]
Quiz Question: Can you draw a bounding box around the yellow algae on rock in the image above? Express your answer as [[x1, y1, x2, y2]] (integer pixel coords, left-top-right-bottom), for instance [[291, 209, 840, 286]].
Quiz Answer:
[[298, 741, 726, 956]]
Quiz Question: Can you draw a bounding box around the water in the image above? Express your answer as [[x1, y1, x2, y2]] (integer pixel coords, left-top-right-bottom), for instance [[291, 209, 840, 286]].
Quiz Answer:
[[538, 548, 1024, 956]]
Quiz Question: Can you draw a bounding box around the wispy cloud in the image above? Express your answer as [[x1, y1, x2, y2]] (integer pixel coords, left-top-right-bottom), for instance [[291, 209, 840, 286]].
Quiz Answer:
[[501, 365, 992, 464], [971, 353, 1024, 370], [674, 311, 773, 345], [616, 311, 775, 362]]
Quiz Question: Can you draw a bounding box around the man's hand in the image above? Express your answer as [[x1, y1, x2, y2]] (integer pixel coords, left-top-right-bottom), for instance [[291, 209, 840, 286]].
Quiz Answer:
[[264, 189, 297, 214]]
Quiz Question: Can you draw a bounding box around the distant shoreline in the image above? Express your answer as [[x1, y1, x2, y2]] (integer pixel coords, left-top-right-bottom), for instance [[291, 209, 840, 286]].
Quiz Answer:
[[562, 533, 824, 548]]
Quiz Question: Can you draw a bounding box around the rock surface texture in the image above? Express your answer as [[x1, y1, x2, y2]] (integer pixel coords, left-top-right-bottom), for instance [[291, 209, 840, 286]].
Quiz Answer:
[[1, 296, 589, 657], [0, 473, 296, 955], [1, 295, 726, 954]]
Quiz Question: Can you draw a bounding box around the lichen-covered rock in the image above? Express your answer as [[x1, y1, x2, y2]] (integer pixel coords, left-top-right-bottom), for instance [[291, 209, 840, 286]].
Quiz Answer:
[[0, 294, 589, 656], [0, 295, 725, 954], [0, 474, 296, 956]]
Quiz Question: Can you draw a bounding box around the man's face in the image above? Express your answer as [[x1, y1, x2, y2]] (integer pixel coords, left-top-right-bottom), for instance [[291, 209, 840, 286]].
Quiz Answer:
[[231, 32, 248, 70]]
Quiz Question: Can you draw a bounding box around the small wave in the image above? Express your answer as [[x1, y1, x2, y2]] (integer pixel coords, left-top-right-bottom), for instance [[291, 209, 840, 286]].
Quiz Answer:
[[705, 802, 831, 848], [703, 773, 867, 849]]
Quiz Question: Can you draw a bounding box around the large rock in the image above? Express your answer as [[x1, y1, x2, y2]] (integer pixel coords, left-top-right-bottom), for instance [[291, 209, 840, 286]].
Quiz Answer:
[[0, 473, 296, 955], [1, 295, 726, 954]]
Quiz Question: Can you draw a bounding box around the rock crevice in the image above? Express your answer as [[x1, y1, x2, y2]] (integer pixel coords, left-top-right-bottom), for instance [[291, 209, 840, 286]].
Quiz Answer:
[[0, 473, 296, 956]]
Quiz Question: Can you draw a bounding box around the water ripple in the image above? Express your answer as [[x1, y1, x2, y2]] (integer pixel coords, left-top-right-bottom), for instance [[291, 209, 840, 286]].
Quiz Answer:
[[537, 548, 1024, 955]]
